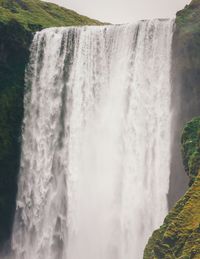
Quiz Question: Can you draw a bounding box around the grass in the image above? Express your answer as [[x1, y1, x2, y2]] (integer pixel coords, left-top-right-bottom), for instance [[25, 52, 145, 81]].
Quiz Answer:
[[0, 0, 103, 30]]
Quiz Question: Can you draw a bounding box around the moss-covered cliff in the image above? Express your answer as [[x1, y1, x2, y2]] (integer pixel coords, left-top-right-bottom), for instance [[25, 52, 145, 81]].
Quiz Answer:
[[144, 1, 200, 254], [144, 117, 200, 258], [0, 0, 102, 247], [172, 0, 200, 121], [144, 1, 200, 257], [168, 0, 200, 208]]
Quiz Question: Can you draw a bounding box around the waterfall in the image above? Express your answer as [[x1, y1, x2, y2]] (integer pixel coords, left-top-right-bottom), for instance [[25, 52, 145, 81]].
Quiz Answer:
[[11, 20, 174, 259]]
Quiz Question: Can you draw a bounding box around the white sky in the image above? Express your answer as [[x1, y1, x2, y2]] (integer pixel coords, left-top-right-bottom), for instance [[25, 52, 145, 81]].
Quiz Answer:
[[43, 0, 191, 24]]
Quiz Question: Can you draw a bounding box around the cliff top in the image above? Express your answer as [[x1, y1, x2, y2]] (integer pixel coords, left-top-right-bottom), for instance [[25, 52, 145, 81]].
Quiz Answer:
[[0, 0, 103, 31], [176, 0, 200, 33]]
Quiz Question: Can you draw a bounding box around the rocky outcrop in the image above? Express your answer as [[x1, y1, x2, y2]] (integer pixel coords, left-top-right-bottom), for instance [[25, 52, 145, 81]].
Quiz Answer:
[[144, 117, 200, 258], [169, 0, 200, 207], [172, 0, 200, 122]]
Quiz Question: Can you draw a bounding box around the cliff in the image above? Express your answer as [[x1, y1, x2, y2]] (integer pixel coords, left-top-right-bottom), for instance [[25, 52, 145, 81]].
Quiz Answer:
[[0, 0, 102, 246], [169, 0, 200, 207], [144, 1, 200, 257], [171, 0, 200, 130], [144, 117, 200, 258]]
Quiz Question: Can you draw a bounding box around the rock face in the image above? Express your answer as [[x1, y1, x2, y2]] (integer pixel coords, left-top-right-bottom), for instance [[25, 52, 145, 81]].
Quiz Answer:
[[144, 117, 200, 259], [169, 0, 200, 208], [144, 1, 200, 256], [172, 0, 200, 122], [0, 0, 102, 247]]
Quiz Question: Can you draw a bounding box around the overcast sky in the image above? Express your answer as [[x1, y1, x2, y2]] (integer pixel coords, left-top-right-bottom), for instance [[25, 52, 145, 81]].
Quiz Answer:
[[43, 0, 191, 24]]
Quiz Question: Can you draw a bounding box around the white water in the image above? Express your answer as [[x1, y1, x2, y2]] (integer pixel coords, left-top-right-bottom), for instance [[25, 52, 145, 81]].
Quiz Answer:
[[11, 20, 174, 259]]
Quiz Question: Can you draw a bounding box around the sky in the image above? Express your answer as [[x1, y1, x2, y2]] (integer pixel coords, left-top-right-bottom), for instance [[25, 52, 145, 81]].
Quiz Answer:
[[43, 0, 191, 24]]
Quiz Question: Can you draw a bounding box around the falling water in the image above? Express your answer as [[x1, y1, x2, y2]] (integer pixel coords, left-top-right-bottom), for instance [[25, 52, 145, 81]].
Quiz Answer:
[[11, 20, 174, 259]]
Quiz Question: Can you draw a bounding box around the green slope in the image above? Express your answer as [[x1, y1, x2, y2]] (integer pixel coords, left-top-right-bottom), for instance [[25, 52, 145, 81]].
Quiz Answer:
[[0, 0, 102, 29]]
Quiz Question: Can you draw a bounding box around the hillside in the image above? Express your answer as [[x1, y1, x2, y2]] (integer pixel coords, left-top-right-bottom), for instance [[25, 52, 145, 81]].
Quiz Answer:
[[0, 0, 102, 247], [0, 0, 101, 29]]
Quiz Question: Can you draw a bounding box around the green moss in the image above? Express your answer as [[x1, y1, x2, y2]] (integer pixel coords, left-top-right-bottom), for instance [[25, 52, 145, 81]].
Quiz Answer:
[[176, 0, 200, 32], [144, 118, 200, 259], [0, 0, 103, 30], [171, 0, 200, 129], [181, 117, 200, 185]]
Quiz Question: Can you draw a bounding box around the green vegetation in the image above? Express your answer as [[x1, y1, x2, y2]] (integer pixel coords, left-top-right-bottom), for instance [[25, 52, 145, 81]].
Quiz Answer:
[[176, 0, 200, 35], [173, 0, 200, 122], [0, 0, 102, 29], [144, 118, 200, 259], [0, 0, 102, 246], [181, 117, 200, 186], [169, 0, 200, 208]]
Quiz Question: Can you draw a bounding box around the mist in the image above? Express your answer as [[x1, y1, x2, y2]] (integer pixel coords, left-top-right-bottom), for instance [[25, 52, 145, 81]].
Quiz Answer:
[[43, 0, 190, 23]]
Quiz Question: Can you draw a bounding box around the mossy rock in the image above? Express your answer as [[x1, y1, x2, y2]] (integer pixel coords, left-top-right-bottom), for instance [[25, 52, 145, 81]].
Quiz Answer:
[[144, 118, 200, 258], [181, 117, 200, 185]]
